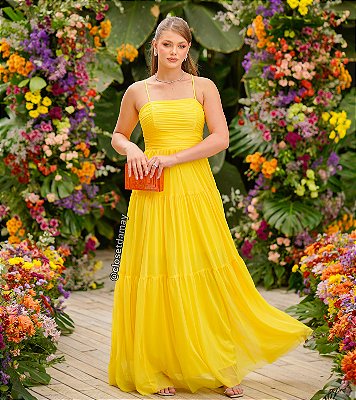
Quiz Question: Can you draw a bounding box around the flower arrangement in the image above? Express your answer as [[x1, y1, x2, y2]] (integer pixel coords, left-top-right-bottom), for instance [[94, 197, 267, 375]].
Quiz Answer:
[[0, 232, 73, 399], [216, 0, 354, 288], [0, 1, 122, 290], [287, 231, 356, 398]]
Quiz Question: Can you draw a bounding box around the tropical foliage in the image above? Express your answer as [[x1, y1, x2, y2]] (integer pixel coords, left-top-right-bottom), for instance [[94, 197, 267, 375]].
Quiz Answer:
[[286, 230, 356, 399], [218, 0, 356, 289]]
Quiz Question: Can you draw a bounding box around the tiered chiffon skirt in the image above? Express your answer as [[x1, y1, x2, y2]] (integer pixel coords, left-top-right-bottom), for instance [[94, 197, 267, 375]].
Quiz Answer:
[[108, 147, 313, 395]]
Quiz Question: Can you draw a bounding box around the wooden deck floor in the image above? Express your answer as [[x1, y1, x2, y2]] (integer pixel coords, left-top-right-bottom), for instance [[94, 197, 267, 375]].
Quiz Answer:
[[28, 250, 335, 400]]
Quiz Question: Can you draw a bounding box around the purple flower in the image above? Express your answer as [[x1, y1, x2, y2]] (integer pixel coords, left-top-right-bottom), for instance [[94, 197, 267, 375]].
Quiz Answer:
[[327, 152, 339, 167], [57, 283, 71, 299], [242, 52, 252, 73]]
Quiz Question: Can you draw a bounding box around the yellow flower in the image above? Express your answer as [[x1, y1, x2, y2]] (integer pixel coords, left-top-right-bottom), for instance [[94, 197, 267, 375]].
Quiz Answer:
[[328, 274, 343, 284], [89, 282, 97, 289], [37, 105, 48, 114], [49, 261, 58, 270], [329, 130, 336, 139], [292, 264, 299, 272], [29, 109, 40, 118], [8, 257, 24, 265], [42, 97, 52, 106], [25, 91, 33, 101], [26, 102, 34, 110], [322, 112, 330, 122], [22, 261, 33, 270], [47, 283, 54, 290], [298, 6, 308, 15], [300, 263, 308, 272]]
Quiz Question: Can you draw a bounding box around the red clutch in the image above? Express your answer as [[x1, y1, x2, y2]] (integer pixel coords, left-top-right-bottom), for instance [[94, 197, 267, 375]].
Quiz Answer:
[[124, 163, 164, 192]]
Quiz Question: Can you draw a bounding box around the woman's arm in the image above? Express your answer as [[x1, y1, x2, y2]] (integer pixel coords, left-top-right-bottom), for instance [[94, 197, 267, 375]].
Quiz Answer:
[[174, 78, 229, 165], [111, 84, 140, 156]]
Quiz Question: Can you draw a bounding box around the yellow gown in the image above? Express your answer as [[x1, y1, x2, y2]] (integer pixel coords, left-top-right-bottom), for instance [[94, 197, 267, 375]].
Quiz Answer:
[[108, 74, 313, 395]]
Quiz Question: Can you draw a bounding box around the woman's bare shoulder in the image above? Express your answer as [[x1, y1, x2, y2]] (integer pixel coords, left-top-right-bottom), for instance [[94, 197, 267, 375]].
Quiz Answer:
[[194, 76, 219, 102]]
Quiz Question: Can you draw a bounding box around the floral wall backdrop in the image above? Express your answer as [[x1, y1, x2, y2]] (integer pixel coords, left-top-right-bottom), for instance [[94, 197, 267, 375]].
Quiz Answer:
[[218, 0, 355, 289], [0, 0, 127, 290]]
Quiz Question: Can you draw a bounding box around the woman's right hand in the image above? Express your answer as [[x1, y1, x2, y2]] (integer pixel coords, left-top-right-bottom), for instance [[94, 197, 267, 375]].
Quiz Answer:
[[126, 143, 149, 180]]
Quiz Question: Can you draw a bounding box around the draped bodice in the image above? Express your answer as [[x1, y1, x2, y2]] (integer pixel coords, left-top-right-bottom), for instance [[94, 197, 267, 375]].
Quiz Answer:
[[139, 75, 205, 150]]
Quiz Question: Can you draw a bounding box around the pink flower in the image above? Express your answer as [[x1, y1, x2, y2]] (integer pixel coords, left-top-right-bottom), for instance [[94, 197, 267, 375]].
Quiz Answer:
[[40, 221, 49, 230], [268, 251, 280, 263], [263, 130, 272, 141]]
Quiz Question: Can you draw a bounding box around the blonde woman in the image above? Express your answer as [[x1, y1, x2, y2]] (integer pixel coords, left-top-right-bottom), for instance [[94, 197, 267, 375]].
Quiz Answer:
[[108, 16, 313, 399]]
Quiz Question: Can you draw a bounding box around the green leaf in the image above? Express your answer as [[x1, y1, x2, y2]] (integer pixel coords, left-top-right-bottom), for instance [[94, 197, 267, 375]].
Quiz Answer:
[[17, 361, 51, 385], [2, 6, 25, 21], [18, 79, 29, 88], [183, 3, 244, 53], [96, 218, 114, 239], [263, 267, 274, 289], [89, 49, 123, 92], [228, 115, 272, 158], [106, 1, 158, 50], [29, 76, 47, 92], [7, 367, 38, 400], [40, 176, 52, 198], [57, 180, 74, 199], [93, 86, 123, 133], [263, 197, 322, 237]]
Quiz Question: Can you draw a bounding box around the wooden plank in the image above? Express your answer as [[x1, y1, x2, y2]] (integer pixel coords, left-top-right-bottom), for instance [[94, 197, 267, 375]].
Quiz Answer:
[[45, 383, 94, 399]]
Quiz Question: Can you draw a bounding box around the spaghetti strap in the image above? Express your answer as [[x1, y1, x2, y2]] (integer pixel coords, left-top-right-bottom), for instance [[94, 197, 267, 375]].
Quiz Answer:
[[191, 74, 197, 100], [144, 79, 151, 102]]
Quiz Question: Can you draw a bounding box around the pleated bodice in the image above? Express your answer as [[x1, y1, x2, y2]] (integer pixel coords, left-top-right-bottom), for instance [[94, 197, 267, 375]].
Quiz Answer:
[[139, 75, 205, 150]]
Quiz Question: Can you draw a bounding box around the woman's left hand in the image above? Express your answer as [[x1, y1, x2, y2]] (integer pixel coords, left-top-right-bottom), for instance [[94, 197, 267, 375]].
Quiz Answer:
[[146, 154, 178, 179]]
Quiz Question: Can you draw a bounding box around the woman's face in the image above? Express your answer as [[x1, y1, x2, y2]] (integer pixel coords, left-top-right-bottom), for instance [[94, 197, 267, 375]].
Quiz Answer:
[[154, 30, 190, 67]]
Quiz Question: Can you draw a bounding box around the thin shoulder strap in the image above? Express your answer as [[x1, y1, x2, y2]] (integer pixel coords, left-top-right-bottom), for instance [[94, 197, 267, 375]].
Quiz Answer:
[[144, 79, 151, 102], [191, 74, 197, 100]]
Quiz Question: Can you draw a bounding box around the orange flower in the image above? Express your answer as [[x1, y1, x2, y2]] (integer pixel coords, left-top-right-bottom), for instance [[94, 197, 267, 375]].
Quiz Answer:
[[341, 349, 356, 384], [22, 294, 41, 313], [262, 158, 277, 179], [116, 43, 138, 65], [321, 263, 343, 280], [6, 314, 36, 343], [246, 152, 266, 172], [71, 161, 96, 184], [250, 15, 273, 49], [75, 142, 90, 157], [99, 19, 111, 39], [0, 39, 11, 58]]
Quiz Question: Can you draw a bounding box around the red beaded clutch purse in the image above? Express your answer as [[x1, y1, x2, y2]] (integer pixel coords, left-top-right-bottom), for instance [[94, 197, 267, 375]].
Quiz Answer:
[[124, 163, 164, 192]]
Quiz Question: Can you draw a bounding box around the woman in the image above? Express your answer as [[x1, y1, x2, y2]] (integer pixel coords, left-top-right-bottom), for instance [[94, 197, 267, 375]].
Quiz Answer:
[[108, 16, 313, 399]]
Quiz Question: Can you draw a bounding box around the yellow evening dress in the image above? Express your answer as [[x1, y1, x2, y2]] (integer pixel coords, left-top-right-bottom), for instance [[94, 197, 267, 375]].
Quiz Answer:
[[108, 74, 314, 395]]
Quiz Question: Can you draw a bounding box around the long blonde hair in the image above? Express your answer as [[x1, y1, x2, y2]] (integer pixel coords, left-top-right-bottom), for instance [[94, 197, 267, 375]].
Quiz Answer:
[[149, 16, 199, 76]]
